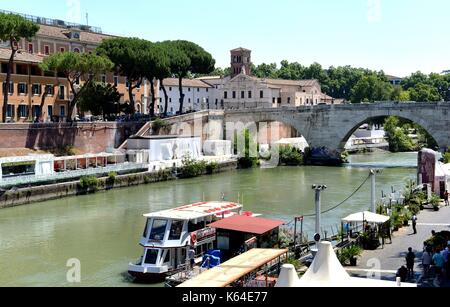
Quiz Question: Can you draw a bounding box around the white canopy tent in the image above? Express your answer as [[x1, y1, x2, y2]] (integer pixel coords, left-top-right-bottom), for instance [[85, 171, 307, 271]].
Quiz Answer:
[[275, 242, 416, 287], [342, 211, 390, 225]]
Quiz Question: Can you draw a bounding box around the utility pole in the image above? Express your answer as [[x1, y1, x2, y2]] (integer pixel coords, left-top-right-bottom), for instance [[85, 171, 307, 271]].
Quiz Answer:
[[312, 185, 327, 241], [370, 169, 381, 213]]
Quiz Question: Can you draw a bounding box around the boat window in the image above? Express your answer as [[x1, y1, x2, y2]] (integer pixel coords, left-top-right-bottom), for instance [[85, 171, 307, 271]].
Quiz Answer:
[[144, 249, 159, 265], [169, 220, 184, 240], [163, 250, 170, 263], [150, 219, 168, 241], [143, 219, 150, 238]]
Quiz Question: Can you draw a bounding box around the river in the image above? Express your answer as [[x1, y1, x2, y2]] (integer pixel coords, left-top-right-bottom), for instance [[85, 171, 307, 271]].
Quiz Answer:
[[0, 151, 418, 287]]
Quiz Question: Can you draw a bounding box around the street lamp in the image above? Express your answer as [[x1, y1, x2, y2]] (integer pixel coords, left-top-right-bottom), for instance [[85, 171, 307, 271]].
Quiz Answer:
[[312, 185, 327, 241]]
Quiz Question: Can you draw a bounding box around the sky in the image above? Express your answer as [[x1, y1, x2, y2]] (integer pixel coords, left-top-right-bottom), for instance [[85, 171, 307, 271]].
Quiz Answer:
[[1, 0, 449, 77]]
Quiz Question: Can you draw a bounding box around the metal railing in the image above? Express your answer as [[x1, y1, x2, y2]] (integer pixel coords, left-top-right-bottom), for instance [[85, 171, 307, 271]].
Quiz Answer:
[[0, 162, 147, 188]]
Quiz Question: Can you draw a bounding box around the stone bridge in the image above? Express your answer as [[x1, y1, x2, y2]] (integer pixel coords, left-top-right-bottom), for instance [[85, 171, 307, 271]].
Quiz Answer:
[[128, 102, 450, 159]]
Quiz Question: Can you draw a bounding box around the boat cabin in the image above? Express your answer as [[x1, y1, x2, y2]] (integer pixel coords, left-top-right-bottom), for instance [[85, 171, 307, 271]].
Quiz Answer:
[[208, 215, 285, 261], [128, 201, 243, 280]]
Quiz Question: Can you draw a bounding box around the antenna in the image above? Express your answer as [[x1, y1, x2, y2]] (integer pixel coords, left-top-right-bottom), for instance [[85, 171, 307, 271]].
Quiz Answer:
[[86, 12, 89, 26]]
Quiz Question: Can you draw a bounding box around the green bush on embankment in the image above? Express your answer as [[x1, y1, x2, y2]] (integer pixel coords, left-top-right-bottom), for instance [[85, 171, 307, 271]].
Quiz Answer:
[[78, 175, 99, 193]]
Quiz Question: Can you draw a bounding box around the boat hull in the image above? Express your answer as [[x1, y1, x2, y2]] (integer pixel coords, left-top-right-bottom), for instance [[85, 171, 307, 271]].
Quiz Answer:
[[128, 270, 167, 283]]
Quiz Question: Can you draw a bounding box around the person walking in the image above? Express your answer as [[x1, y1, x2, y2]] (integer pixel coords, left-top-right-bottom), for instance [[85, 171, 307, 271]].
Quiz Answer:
[[444, 190, 449, 206], [422, 247, 433, 279], [412, 215, 418, 235], [405, 248, 416, 279], [432, 249, 445, 286]]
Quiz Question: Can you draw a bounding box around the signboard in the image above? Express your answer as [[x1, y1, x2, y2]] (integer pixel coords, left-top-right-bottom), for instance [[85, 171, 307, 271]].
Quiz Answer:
[[194, 227, 216, 244]]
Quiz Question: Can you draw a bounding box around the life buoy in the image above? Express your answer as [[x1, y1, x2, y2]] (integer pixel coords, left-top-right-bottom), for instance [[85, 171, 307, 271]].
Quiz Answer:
[[191, 233, 197, 244]]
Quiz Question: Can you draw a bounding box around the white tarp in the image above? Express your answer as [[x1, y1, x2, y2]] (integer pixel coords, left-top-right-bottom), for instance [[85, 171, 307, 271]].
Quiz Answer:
[[342, 211, 390, 225], [276, 242, 416, 287], [128, 137, 202, 162], [203, 140, 232, 157]]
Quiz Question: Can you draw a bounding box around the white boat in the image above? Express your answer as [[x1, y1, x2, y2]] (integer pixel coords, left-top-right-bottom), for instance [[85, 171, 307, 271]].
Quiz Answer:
[[128, 201, 244, 281]]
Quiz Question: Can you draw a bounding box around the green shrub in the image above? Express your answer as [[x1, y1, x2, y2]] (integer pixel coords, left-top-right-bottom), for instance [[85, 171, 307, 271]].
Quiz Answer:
[[205, 162, 219, 174], [151, 118, 169, 133], [337, 245, 363, 266], [78, 175, 99, 192], [179, 154, 207, 178], [279, 145, 304, 166], [235, 129, 259, 169], [107, 172, 118, 184]]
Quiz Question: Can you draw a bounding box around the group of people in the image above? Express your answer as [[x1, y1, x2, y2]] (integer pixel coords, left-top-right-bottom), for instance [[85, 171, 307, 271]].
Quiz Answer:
[[398, 233, 450, 285], [422, 241, 450, 284]]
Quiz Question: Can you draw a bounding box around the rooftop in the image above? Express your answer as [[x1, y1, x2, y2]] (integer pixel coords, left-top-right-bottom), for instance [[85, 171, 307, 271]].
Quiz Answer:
[[161, 78, 213, 88], [0, 48, 44, 64], [178, 248, 288, 288], [143, 201, 243, 221], [207, 215, 285, 235], [230, 47, 251, 52], [0, 9, 103, 34]]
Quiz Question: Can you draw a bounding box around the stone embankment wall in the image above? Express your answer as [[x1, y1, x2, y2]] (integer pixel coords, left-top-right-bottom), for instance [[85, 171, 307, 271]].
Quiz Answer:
[[0, 122, 144, 153], [0, 160, 237, 209]]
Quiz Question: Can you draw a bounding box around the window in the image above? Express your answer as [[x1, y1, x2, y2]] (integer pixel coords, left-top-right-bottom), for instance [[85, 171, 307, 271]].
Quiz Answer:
[[188, 98, 191, 103], [169, 87, 172, 91], [32, 105, 41, 118], [144, 249, 159, 265], [197, 88, 200, 92], [197, 98, 200, 104], [44, 45, 50, 55], [60, 47, 65, 53], [3, 82, 13, 94], [73, 48, 80, 53], [32, 84, 41, 95], [48, 105, 53, 118], [278, 97, 282, 104], [188, 88, 191, 92], [6, 104, 13, 118], [125, 78, 129, 88], [18, 105, 27, 118], [224, 91, 228, 99], [169, 220, 184, 240], [113, 76, 118, 87], [169, 98, 172, 103], [101, 75, 106, 83], [248, 91, 252, 99], [18, 83, 27, 95], [232, 91, 236, 99], [28, 43, 33, 54], [163, 250, 170, 263], [60, 105, 65, 117], [46, 85, 54, 96], [59, 85, 65, 100], [260, 90, 264, 98], [149, 219, 168, 241], [206, 88, 209, 92], [288, 97, 291, 104], [241, 91, 245, 99]]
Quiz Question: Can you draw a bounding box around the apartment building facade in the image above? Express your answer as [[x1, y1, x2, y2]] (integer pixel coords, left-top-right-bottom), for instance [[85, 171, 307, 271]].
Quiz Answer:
[[0, 11, 148, 122]]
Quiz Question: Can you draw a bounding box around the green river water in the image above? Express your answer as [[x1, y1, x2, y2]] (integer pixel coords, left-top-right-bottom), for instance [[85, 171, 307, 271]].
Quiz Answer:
[[0, 151, 418, 287]]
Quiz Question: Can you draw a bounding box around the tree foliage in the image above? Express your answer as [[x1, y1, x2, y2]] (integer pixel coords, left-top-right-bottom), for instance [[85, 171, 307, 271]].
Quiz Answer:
[[40, 52, 113, 120], [77, 82, 121, 119], [0, 12, 40, 122], [350, 74, 394, 103], [96, 37, 149, 113]]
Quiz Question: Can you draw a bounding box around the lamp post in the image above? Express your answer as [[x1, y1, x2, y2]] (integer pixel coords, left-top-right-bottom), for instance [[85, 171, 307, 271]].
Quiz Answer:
[[312, 184, 327, 240], [370, 169, 381, 213]]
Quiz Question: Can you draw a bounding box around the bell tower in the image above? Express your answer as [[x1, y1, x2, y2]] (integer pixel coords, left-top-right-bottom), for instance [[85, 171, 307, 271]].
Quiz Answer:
[[230, 47, 252, 78]]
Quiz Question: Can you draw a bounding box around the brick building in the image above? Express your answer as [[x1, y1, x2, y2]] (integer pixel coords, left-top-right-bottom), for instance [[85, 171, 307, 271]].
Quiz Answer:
[[0, 10, 149, 122]]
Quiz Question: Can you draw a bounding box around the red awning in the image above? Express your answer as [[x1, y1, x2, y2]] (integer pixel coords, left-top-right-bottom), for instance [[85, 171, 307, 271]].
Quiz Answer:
[[208, 215, 285, 235]]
